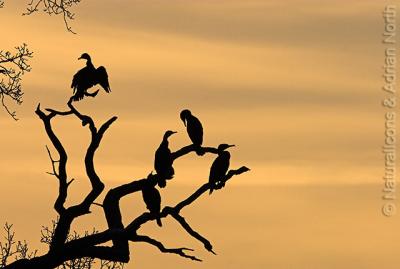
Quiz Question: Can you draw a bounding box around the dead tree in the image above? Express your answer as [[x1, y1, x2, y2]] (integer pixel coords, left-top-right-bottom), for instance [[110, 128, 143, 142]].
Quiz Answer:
[[2, 97, 249, 269], [0, 44, 33, 120]]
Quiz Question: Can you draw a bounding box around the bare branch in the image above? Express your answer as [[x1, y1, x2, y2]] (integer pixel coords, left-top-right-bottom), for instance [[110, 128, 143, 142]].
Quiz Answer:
[[99, 259, 124, 269], [61, 165, 249, 266], [36, 101, 117, 253], [171, 145, 219, 160], [70, 167, 249, 253], [133, 235, 201, 262], [23, 0, 82, 34], [36, 104, 69, 215], [174, 166, 251, 212], [0, 223, 36, 267], [169, 213, 215, 255], [46, 145, 60, 178], [2, 92, 249, 269], [0, 44, 33, 120]]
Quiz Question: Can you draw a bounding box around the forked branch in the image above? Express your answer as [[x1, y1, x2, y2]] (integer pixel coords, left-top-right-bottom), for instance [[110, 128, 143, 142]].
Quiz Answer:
[[3, 99, 249, 269], [133, 235, 201, 261]]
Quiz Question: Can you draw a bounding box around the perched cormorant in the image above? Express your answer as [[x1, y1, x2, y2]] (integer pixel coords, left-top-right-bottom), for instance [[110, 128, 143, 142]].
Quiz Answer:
[[180, 109, 204, 155], [154, 130, 177, 188], [209, 144, 235, 194], [71, 53, 111, 101], [142, 184, 162, 227]]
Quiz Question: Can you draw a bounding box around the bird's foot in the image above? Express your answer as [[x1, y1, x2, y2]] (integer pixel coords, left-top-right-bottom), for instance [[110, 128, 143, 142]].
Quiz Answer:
[[195, 146, 206, 156], [81, 116, 90, 126], [214, 181, 225, 190], [163, 206, 175, 214]]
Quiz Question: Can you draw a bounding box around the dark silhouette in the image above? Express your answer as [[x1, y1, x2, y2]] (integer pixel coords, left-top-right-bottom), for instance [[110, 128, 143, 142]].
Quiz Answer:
[[23, 0, 81, 33], [154, 130, 177, 188], [0, 0, 83, 120], [142, 180, 163, 227], [180, 109, 204, 155], [1, 96, 249, 269], [0, 44, 32, 120], [71, 53, 111, 101], [0, 0, 85, 34], [209, 144, 235, 194]]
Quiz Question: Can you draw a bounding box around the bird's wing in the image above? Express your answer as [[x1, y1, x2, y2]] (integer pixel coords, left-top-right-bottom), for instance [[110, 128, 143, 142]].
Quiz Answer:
[[155, 147, 174, 175], [142, 187, 161, 213], [153, 188, 161, 212], [96, 66, 111, 93], [72, 67, 92, 91], [71, 67, 95, 100], [209, 154, 230, 182], [188, 116, 203, 146], [71, 74, 77, 89], [71, 69, 84, 90], [209, 156, 223, 182], [154, 148, 165, 171]]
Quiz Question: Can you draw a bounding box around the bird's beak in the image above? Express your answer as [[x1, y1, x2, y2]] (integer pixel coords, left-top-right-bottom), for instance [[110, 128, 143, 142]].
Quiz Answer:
[[172, 131, 178, 134], [227, 144, 235, 148], [181, 119, 186, 127], [78, 56, 82, 60]]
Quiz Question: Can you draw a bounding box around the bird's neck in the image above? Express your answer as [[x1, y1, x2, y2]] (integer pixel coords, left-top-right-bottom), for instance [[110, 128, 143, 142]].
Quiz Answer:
[[86, 59, 94, 68], [161, 137, 169, 147], [219, 151, 230, 157]]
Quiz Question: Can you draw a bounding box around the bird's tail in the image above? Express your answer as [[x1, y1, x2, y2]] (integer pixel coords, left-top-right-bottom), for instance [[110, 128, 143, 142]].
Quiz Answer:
[[72, 91, 84, 101], [156, 218, 162, 227], [209, 187, 214, 195], [165, 166, 175, 180], [157, 177, 167, 188]]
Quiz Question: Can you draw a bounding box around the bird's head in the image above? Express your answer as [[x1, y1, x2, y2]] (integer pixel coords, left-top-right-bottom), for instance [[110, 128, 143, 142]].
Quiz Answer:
[[180, 109, 192, 126], [78, 53, 91, 61], [218, 144, 235, 152], [164, 130, 177, 139]]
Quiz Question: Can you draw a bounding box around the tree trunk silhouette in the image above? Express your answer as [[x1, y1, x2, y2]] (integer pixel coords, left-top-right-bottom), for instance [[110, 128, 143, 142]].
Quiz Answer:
[[3, 97, 249, 269]]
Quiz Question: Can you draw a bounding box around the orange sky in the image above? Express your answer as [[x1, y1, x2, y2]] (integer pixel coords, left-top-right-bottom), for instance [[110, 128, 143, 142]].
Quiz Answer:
[[0, 1, 399, 268]]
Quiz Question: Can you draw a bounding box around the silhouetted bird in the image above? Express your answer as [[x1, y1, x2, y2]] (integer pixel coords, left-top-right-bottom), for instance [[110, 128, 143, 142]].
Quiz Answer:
[[71, 53, 111, 101], [154, 130, 177, 188], [209, 144, 235, 194], [142, 184, 162, 227], [180, 109, 204, 155]]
